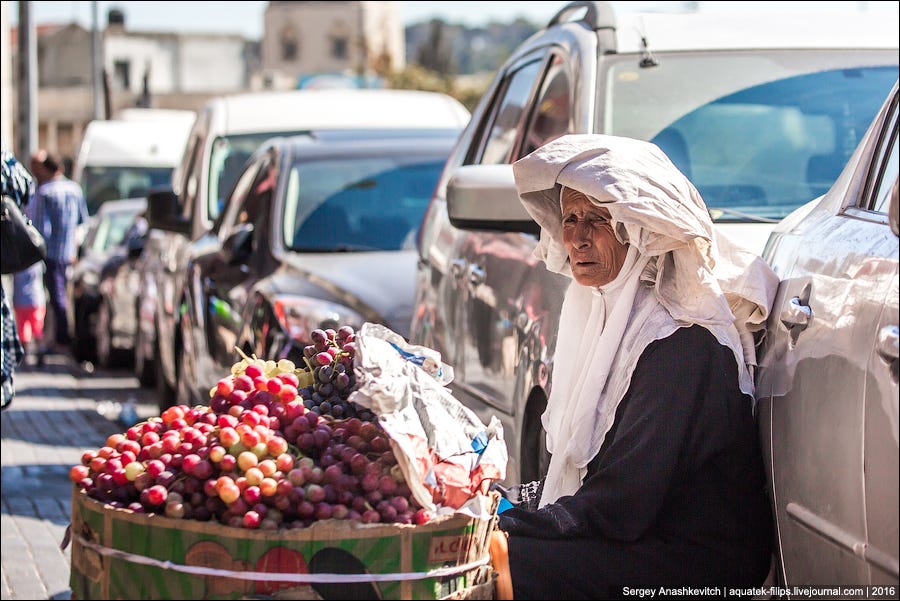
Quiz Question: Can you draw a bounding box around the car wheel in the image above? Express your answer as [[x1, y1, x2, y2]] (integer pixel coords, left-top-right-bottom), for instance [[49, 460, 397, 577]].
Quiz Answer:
[[97, 300, 131, 369], [133, 322, 155, 388], [175, 328, 201, 407], [154, 328, 176, 411], [71, 298, 97, 363], [520, 394, 551, 485]]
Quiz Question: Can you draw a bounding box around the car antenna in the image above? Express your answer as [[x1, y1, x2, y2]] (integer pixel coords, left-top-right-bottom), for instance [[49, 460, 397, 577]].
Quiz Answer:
[[636, 17, 659, 68]]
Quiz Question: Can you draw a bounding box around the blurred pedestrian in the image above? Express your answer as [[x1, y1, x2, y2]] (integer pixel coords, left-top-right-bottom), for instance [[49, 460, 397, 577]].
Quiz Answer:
[[2, 148, 36, 409], [12, 210, 47, 366], [30, 149, 87, 357]]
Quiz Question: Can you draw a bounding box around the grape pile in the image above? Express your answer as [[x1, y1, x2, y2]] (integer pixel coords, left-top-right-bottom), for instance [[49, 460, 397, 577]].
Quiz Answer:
[[297, 326, 375, 422], [70, 325, 434, 530]]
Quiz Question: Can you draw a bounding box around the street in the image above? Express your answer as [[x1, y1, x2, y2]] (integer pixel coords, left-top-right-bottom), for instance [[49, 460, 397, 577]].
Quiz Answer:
[[1, 353, 157, 601]]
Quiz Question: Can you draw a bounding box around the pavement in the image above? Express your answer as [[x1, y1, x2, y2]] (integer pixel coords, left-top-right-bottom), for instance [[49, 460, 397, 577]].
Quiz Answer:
[[1, 353, 157, 601]]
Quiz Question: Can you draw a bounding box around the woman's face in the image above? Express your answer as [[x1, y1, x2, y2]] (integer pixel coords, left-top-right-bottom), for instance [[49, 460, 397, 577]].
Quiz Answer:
[[561, 186, 629, 287]]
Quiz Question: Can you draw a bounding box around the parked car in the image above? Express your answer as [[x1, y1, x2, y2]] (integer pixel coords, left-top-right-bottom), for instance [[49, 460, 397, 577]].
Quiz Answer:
[[754, 82, 898, 586], [139, 88, 470, 402], [159, 130, 459, 407], [68, 198, 147, 363], [94, 211, 149, 373], [410, 1, 899, 485]]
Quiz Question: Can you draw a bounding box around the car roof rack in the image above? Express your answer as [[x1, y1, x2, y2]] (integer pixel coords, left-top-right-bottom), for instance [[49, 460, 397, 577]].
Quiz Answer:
[[548, 1, 617, 51], [549, 1, 616, 30]]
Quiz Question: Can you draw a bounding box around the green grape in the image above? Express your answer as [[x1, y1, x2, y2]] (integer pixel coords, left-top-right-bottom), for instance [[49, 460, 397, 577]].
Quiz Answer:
[[230, 359, 247, 375]]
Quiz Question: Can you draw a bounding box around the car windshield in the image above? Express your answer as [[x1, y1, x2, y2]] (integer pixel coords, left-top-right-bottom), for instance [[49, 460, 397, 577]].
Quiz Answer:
[[208, 132, 310, 222], [282, 154, 447, 252], [603, 50, 897, 222], [80, 166, 172, 215], [88, 209, 141, 254]]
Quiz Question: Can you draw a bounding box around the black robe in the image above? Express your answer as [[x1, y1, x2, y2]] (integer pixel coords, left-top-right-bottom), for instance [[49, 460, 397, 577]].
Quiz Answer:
[[499, 325, 773, 599]]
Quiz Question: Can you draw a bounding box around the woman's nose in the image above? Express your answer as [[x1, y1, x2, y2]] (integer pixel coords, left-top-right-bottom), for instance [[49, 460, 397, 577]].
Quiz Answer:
[[574, 223, 592, 247]]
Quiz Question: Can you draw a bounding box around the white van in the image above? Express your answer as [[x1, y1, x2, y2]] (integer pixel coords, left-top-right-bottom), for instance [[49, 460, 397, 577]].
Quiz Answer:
[[73, 109, 195, 215]]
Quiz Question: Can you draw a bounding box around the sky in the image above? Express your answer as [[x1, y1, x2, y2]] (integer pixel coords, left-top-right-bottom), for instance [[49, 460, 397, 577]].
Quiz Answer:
[[7, 1, 899, 39]]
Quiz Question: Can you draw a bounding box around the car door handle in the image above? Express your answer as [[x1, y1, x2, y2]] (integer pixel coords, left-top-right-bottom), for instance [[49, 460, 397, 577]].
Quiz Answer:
[[876, 325, 899, 364], [468, 263, 485, 287], [780, 296, 812, 331], [450, 258, 467, 279]]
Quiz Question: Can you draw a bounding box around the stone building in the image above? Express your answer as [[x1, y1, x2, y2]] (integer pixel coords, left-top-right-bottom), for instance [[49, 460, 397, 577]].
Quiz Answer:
[[258, 1, 403, 89], [5, 1, 405, 166], [8, 8, 254, 168]]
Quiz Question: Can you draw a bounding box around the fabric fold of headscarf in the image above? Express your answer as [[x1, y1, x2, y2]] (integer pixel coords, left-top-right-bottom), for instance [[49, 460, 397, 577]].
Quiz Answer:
[[512, 134, 778, 506]]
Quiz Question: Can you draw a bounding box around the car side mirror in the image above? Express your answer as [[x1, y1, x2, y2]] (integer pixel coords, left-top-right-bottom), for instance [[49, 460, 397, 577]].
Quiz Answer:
[[126, 236, 145, 259], [889, 177, 898, 238], [146, 186, 190, 236], [446, 164, 540, 235], [222, 223, 254, 265]]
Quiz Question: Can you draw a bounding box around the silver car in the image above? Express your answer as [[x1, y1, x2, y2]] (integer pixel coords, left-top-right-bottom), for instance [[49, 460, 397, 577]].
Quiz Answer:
[[410, 0, 899, 486], [755, 81, 899, 586]]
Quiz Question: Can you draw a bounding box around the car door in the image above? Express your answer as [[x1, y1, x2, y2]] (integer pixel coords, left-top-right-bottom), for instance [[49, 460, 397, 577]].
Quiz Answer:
[[860, 96, 899, 585], [453, 49, 576, 482], [189, 153, 275, 382], [757, 86, 899, 586]]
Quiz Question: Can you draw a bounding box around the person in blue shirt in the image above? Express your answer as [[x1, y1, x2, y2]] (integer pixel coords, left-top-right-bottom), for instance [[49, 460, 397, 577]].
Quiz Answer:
[[30, 149, 87, 355]]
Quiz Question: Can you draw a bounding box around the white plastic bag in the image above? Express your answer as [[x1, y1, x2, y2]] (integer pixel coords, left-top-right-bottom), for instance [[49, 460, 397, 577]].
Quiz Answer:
[[348, 323, 508, 513]]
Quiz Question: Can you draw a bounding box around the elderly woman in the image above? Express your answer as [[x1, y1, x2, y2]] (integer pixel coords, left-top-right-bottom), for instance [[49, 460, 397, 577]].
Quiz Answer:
[[497, 134, 777, 598]]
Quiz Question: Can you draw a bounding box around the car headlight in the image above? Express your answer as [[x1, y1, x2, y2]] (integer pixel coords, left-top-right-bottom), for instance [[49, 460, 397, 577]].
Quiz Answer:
[[271, 295, 365, 345], [80, 270, 100, 289]]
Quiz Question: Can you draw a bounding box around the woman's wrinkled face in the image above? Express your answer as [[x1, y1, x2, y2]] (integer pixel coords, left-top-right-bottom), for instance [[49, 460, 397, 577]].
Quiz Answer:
[[561, 186, 629, 288]]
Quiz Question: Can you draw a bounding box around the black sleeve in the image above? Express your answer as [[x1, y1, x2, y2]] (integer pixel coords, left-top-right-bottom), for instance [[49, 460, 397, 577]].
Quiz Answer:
[[499, 325, 729, 541]]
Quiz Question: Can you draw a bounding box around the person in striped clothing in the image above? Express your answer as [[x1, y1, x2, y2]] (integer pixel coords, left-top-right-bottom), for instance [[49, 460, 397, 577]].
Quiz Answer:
[[2, 147, 35, 409]]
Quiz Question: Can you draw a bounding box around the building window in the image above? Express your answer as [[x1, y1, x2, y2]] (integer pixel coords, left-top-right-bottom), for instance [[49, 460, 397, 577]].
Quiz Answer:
[[282, 39, 298, 61], [331, 37, 348, 60], [281, 27, 298, 61], [113, 60, 131, 90]]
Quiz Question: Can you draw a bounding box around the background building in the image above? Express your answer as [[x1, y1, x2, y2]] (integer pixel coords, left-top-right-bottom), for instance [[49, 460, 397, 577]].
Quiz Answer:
[[259, 1, 403, 90], [7, 7, 256, 169], [3, 0, 527, 168]]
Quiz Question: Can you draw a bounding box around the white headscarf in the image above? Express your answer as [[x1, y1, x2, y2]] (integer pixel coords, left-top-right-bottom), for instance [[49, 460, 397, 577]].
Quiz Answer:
[[512, 134, 778, 506]]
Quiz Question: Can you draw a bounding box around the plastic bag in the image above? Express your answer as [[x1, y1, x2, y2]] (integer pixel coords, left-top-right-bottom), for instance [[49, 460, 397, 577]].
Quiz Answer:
[[348, 323, 507, 513]]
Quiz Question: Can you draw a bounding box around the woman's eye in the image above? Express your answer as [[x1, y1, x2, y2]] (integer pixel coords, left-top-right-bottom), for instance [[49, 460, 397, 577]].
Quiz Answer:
[[563, 214, 609, 227]]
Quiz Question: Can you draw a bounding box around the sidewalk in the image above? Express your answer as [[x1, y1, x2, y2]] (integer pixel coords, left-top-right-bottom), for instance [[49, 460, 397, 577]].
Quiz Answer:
[[1, 354, 157, 601]]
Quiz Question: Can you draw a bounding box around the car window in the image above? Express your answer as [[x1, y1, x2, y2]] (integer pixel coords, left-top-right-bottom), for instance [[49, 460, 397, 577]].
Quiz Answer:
[[207, 132, 311, 223], [90, 208, 140, 253], [216, 158, 263, 238], [868, 93, 898, 214], [178, 129, 203, 221], [239, 159, 277, 229], [605, 53, 897, 223], [80, 166, 172, 215], [285, 154, 447, 252], [521, 54, 573, 158], [478, 57, 544, 165]]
